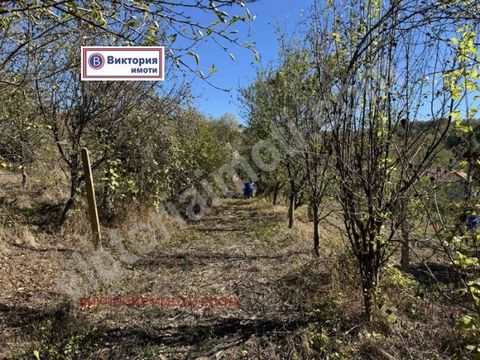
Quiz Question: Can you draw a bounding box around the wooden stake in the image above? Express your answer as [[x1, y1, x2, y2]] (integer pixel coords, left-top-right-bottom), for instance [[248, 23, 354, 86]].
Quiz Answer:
[[81, 148, 101, 249]]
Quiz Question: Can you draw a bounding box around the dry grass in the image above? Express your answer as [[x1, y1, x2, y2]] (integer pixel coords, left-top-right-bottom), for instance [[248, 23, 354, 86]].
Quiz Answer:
[[0, 169, 470, 359]]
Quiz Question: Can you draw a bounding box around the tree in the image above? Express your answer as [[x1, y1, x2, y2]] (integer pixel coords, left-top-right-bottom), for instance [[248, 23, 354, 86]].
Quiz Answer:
[[30, 25, 189, 224], [241, 58, 309, 229], [299, 49, 336, 257], [423, 24, 480, 354], [310, 0, 471, 320], [0, 86, 46, 187], [242, 42, 334, 254]]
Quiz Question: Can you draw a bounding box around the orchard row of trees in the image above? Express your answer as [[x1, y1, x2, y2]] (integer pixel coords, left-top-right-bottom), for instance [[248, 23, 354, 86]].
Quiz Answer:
[[0, 74, 243, 221], [0, 1, 254, 223], [241, 0, 480, 332]]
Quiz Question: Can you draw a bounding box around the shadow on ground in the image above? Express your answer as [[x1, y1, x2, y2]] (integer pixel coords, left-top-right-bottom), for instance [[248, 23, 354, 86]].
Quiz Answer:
[[405, 262, 462, 289]]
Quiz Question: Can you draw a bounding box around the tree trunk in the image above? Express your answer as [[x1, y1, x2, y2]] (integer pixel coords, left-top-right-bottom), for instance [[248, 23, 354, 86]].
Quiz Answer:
[[400, 225, 410, 270], [272, 187, 278, 206], [59, 175, 79, 226], [59, 196, 75, 226], [21, 165, 28, 188], [361, 259, 378, 322], [400, 197, 410, 269], [272, 182, 280, 206], [312, 201, 320, 256], [288, 188, 295, 229], [102, 169, 113, 219], [363, 284, 374, 322]]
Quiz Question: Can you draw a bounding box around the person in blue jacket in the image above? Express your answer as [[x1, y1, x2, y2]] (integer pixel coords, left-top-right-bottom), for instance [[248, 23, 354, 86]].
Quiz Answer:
[[244, 181, 255, 198]]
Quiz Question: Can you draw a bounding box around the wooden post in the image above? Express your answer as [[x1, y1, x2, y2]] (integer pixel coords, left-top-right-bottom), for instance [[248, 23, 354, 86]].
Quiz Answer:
[[81, 148, 101, 249]]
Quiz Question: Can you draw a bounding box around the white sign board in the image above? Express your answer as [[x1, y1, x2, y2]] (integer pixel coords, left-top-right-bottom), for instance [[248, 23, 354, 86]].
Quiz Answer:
[[81, 46, 165, 81]]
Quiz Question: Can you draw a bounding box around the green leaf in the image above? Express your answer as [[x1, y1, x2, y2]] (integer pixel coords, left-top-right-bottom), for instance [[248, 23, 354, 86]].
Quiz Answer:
[[33, 350, 40, 360], [229, 16, 240, 25]]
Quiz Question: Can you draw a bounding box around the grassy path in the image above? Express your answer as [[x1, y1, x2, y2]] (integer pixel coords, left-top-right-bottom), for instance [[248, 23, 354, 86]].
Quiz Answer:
[[1, 198, 331, 359]]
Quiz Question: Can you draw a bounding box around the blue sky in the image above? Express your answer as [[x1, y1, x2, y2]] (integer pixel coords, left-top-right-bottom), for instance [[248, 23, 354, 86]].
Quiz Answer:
[[161, 1, 479, 125], [167, 0, 313, 124]]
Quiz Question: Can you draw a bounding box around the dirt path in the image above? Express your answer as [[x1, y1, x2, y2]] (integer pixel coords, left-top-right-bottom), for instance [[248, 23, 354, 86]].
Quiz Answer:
[[1, 198, 331, 359]]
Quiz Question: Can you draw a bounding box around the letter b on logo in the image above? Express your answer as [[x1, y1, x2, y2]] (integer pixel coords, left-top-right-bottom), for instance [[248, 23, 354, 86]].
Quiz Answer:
[[89, 53, 104, 69]]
